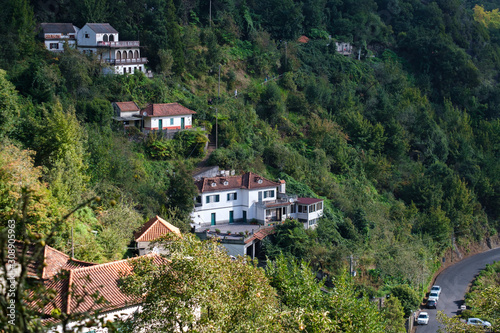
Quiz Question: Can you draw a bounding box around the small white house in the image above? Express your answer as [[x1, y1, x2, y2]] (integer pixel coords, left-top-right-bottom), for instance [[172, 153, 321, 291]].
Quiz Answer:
[[140, 103, 196, 133], [112, 101, 141, 128], [39, 23, 78, 52], [76, 23, 147, 75]]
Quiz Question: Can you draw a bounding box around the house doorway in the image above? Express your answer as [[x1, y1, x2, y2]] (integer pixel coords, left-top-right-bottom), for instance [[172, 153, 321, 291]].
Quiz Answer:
[[181, 117, 185, 129], [229, 211, 234, 223], [242, 210, 247, 223], [211, 213, 216, 225], [158, 119, 163, 131]]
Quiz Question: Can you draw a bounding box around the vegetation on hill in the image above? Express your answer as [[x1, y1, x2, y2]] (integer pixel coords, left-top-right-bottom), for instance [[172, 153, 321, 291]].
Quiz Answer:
[[1, 0, 500, 330]]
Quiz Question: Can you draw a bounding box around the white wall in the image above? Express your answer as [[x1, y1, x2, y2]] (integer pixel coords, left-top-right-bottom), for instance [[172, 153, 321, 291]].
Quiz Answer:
[[77, 26, 97, 46], [146, 115, 192, 129]]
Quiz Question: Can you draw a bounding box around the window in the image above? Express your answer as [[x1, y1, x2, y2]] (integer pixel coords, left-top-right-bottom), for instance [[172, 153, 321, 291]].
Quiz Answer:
[[317, 202, 322, 210], [84, 33, 89, 38], [49, 43, 59, 49], [263, 190, 274, 199], [291, 205, 296, 214], [309, 205, 314, 213], [206, 195, 220, 203], [298, 205, 306, 213], [309, 219, 317, 226], [170, 118, 174, 125], [227, 192, 237, 201]]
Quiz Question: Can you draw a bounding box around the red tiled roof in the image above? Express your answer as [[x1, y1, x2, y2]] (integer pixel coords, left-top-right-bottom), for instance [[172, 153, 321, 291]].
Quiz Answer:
[[297, 35, 310, 43], [134, 216, 182, 242], [114, 101, 140, 112], [14, 241, 95, 279], [195, 172, 280, 193], [296, 197, 323, 205], [245, 226, 275, 244], [142, 103, 196, 117], [43, 255, 166, 315]]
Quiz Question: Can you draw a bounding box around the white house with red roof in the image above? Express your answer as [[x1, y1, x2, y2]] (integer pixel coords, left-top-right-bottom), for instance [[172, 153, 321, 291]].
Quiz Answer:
[[139, 103, 196, 135], [134, 215, 182, 255], [191, 172, 323, 230]]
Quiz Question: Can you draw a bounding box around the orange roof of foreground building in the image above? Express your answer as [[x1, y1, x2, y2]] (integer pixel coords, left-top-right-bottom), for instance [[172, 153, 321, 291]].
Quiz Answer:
[[134, 215, 182, 242], [195, 172, 280, 193], [141, 103, 196, 117], [43, 255, 165, 316]]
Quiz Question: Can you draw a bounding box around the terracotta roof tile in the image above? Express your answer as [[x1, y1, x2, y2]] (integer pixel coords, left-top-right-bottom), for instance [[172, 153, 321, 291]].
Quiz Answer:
[[134, 216, 182, 242], [113, 101, 140, 112], [142, 103, 196, 117], [42, 255, 166, 315], [245, 226, 275, 244], [297, 35, 310, 43], [195, 172, 280, 193]]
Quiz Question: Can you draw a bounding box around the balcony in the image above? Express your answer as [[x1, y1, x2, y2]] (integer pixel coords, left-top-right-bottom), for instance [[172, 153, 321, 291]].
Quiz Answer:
[[104, 58, 148, 65], [97, 41, 140, 47]]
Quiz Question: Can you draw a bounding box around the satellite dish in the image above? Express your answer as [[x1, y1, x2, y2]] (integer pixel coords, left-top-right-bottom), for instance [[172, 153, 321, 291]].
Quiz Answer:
[[142, 111, 148, 117]]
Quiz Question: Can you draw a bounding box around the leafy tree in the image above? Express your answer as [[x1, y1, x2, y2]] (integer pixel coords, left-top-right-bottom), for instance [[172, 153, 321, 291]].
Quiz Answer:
[[390, 284, 420, 317], [381, 296, 406, 333], [0, 70, 20, 139], [120, 234, 280, 332], [166, 0, 185, 74], [264, 218, 311, 260], [34, 102, 89, 207]]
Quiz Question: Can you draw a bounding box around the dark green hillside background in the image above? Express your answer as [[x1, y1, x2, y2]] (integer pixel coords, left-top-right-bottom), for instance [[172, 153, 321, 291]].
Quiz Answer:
[[1, 0, 500, 316]]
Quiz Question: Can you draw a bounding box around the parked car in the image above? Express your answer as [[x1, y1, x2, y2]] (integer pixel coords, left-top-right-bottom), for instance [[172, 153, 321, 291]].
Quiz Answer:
[[430, 285, 442, 296], [426, 299, 437, 309], [467, 318, 491, 327], [428, 291, 439, 301], [417, 312, 430, 325]]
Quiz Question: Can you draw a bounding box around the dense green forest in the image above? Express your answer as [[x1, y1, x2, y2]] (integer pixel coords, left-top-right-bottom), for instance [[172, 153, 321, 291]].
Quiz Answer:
[[1, 0, 500, 330]]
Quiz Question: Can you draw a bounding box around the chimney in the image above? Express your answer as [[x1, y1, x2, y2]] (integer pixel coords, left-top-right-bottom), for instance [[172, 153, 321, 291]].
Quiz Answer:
[[279, 179, 286, 194]]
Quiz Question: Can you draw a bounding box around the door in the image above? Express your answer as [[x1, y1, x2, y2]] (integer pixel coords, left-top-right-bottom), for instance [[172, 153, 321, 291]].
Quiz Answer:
[[158, 119, 163, 131], [258, 191, 262, 202], [211, 213, 216, 225], [229, 211, 234, 223], [181, 117, 185, 129], [242, 210, 247, 223]]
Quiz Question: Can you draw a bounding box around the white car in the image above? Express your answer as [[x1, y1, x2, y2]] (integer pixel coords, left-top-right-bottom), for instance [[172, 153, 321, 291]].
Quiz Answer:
[[467, 318, 491, 327], [428, 291, 439, 301], [417, 312, 430, 325], [430, 285, 441, 296]]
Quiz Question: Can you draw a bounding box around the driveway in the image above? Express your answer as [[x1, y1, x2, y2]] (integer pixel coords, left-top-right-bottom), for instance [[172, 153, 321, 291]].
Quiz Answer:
[[416, 247, 500, 333]]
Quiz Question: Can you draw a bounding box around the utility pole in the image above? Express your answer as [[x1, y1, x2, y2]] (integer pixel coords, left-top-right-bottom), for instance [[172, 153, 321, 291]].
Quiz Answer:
[[216, 64, 221, 149]]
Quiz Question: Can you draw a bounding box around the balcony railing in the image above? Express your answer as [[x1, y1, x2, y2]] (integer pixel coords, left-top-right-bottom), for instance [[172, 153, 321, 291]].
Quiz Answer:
[[97, 41, 140, 47], [104, 58, 148, 65]]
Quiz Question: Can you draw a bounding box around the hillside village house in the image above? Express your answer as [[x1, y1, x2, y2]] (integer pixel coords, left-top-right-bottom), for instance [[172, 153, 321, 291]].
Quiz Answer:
[[134, 215, 182, 256], [11, 241, 164, 333], [40, 22, 148, 75], [76, 23, 147, 75], [140, 103, 196, 135], [39, 23, 78, 52], [190, 172, 324, 230]]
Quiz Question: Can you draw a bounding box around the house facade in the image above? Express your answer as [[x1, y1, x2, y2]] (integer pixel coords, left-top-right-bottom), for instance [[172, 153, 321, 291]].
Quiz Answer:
[[39, 23, 78, 52], [140, 103, 196, 135], [190, 172, 323, 230], [76, 23, 147, 75]]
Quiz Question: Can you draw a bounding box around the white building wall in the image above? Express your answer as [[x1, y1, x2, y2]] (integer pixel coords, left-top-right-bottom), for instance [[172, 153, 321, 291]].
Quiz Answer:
[[77, 26, 97, 46], [146, 115, 193, 130]]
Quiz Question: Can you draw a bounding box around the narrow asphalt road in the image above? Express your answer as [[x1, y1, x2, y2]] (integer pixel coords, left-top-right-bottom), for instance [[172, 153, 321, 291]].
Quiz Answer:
[[416, 247, 500, 333]]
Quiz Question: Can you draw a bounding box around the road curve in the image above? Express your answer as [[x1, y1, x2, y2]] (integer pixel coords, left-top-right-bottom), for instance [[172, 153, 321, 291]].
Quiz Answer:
[[416, 247, 500, 333]]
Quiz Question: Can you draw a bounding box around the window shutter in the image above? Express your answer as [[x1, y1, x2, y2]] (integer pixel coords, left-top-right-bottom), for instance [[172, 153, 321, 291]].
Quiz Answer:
[[234, 192, 237, 200], [206, 196, 210, 204], [227, 193, 230, 201], [216, 195, 220, 202]]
